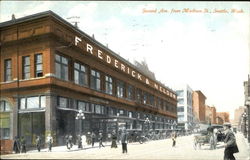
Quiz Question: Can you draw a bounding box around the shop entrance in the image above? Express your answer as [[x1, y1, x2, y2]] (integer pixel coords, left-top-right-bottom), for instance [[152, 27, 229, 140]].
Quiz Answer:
[[18, 112, 45, 147]]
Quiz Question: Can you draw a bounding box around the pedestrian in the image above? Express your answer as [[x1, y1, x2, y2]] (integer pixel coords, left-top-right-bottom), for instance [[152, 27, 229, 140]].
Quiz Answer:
[[36, 136, 42, 152], [111, 131, 118, 148], [68, 134, 73, 149], [65, 134, 69, 149], [171, 131, 177, 147], [223, 123, 239, 160], [13, 136, 20, 154], [91, 132, 96, 147], [209, 132, 216, 150], [98, 132, 105, 148], [20, 136, 26, 153], [77, 134, 82, 149], [81, 134, 87, 149], [46, 133, 53, 152], [87, 132, 91, 145], [121, 129, 128, 153]]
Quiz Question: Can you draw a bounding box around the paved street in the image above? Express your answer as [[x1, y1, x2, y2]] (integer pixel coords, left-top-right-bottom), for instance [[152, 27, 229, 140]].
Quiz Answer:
[[1, 133, 249, 160]]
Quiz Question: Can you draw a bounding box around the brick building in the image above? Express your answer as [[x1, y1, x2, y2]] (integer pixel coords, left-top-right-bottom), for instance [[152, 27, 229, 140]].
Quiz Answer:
[[0, 11, 177, 153], [192, 90, 206, 123], [216, 112, 230, 124], [205, 105, 216, 125]]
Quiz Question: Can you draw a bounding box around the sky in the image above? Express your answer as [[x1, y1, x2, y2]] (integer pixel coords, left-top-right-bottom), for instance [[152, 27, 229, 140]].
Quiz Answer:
[[1, 1, 249, 119]]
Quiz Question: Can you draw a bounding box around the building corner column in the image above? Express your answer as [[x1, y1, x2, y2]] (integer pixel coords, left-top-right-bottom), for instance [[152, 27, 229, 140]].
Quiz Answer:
[[45, 94, 57, 145]]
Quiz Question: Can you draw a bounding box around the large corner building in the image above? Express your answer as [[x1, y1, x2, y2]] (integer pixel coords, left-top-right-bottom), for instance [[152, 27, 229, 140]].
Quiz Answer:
[[0, 11, 177, 153]]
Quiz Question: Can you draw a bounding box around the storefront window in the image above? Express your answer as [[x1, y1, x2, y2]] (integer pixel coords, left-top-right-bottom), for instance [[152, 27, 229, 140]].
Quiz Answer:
[[78, 101, 89, 111], [58, 97, 68, 108], [40, 96, 46, 108], [27, 97, 39, 109], [0, 101, 11, 139], [20, 96, 46, 109], [0, 101, 10, 112], [95, 105, 101, 114]]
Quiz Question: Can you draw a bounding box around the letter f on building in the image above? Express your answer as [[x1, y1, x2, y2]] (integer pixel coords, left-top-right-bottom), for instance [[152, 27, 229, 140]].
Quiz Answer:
[[75, 36, 82, 46]]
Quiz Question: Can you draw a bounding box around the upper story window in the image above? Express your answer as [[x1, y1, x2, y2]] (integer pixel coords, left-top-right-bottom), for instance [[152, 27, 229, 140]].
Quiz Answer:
[[143, 92, 147, 104], [4, 59, 12, 82], [90, 69, 101, 91], [127, 85, 134, 100], [20, 96, 46, 109], [136, 88, 142, 103], [105, 75, 113, 95], [177, 106, 184, 112], [35, 54, 43, 77], [178, 98, 184, 105], [149, 94, 154, 106], [117, 80, 125, 98], [23, 56, 30, 79], [55, 54, 68, 81], [74, 62, 88, 86], [176, 90, 184, 97], [0, 101, 11, 112]]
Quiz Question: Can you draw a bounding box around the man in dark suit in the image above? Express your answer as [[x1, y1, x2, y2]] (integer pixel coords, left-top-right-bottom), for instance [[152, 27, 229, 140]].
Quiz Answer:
[[223, 122, 239, 160], [121, 129, 128, 153]]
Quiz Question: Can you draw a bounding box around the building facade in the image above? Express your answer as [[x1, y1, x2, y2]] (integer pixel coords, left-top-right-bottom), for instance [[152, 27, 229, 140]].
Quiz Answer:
[[216, 112, 230, 124], [243, 75, 250, 142], [233, 106, 247, 131], [175, 85, 193, 131], [192, 90, 206, 124], [0, 11, 177, 153], [205, 105, 216, 125]]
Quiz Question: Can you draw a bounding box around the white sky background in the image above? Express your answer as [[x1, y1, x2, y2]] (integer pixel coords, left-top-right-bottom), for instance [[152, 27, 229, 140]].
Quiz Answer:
[[1, 1, 249, 119]]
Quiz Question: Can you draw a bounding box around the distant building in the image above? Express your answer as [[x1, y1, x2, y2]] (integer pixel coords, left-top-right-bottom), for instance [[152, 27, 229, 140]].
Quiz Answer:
[[232, 106, 246, 131], [193, 91, 206, 123], [175, 85, 193, 131], [216, 112, 230, 124], [205, 105, 216, 124]]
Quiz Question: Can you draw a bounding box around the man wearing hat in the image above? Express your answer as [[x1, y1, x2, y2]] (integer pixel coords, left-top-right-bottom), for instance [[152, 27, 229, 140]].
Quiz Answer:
[[223, 122, 239, 160]]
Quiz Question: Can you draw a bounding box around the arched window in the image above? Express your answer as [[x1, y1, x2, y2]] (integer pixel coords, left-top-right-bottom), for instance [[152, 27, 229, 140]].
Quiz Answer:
[[0, 100, 11, 139]]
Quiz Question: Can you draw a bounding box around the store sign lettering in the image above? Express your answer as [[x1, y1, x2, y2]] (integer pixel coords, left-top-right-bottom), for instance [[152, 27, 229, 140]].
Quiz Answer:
[[74, 36, 176, 99]]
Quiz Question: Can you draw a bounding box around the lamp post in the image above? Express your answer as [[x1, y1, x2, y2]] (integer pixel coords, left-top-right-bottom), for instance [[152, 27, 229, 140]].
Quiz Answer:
[[76, 110, 85, 138], [173, 121, 177, 130], [242, 112, 247, 138], [116, 113, 120, 143], [144, 117, 150, 133]]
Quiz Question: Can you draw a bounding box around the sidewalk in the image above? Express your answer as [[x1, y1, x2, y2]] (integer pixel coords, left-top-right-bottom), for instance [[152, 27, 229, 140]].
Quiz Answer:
[[28, 141, 113, 153], [236, 133, 250, 160]]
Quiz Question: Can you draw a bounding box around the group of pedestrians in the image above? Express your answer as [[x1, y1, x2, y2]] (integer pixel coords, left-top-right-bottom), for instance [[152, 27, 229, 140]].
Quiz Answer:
[[12, 134, 51, 153], [13, 136, 26, 153]]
